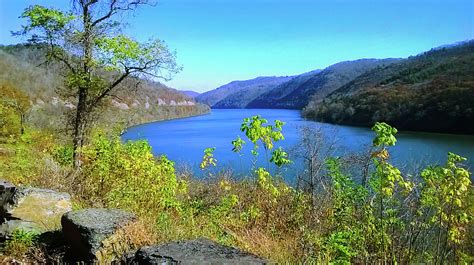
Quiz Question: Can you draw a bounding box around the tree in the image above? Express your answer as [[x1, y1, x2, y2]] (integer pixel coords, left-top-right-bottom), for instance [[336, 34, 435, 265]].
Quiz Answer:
[[0, 84, 31, 136], [17, 0, 181, 165], [294, 126, 336, 206], [420, 153, 471, 263], [240, 115, 286, 170]]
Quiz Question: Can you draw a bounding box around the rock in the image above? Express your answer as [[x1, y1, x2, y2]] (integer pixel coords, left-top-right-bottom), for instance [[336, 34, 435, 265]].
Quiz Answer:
[[111, 99, 130, 110], [0, 180, 17, 216], [8, 188, 72, 230], [0, 181, 71, 236], [130, 238, 267, 264], [0, 220, 43, 238], [61, 208, 135, 261]]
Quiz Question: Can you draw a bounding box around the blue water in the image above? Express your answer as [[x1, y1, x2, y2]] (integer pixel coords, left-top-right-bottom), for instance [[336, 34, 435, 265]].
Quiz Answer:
[[122, 109, 474, 183]]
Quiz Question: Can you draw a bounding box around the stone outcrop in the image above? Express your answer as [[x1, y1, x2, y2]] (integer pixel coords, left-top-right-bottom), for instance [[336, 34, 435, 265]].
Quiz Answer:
[[128, 238, 267, 264], [61, 208, 135, 261], [0, 180, 72, 238], [9, 188, 72, 228], [0, 180, 16, 217], [0, 181, 267, 264]]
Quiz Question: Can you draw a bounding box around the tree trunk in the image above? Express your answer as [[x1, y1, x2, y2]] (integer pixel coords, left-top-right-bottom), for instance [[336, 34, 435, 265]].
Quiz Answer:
[[20, 113, 25, 135], [72, 87, 88, 166], [72, 1, 93, 167]]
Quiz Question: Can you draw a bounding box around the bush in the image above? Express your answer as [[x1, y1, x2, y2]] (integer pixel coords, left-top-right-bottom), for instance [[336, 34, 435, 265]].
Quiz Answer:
[[80, 131, 186, 215], [0, 130, 55, 185], [2, 229, 39, 258], [0, 84, 30, 138]]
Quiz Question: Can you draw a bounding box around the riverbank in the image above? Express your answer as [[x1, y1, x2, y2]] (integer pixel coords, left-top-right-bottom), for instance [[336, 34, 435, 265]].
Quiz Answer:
[[122, 104, 211, 134]]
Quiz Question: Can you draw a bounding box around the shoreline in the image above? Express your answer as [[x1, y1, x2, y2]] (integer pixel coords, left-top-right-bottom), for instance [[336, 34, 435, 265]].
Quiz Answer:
[[122, 105, 211, 134]]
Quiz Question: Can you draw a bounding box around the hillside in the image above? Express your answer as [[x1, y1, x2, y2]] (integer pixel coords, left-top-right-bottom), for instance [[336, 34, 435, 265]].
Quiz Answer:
[[303, 40, 474, 134], [0, 44, 210, 132], [245, 70, 320, 109], [195, 76, 293, 108], [247, 59, 398, 109], [180, 90, 200, 98]]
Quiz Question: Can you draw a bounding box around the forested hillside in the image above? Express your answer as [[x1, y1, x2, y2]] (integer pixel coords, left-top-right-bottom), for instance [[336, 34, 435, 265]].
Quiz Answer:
[[247, 59, 398, 109], [180, 90, 200, 98], [195, 76, 293, 108], [245, 70, 321, 109], [0, 44, 209, 133], [303, 40, 474, 134]]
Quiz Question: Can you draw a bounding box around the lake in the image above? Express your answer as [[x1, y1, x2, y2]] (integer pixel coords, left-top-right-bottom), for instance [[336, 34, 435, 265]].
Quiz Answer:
[[122, 109, 474, 183]]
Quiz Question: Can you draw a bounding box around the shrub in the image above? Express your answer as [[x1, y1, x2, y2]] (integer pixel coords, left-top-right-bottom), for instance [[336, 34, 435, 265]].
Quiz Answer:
[[2, 229, 39, 258], [0, 84, 30, 138], [80, 131, 186, 215]]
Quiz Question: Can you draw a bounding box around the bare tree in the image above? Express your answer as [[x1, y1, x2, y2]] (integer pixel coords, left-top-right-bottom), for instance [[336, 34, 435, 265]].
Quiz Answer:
[[294, 125, 337, 207]]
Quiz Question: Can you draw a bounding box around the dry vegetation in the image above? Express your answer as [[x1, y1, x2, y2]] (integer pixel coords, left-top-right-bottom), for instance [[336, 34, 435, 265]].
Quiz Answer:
[[0, 107, 472, 263]]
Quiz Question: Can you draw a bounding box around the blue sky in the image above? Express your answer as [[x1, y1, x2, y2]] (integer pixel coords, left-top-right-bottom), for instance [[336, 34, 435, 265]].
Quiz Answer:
[[0, 0, 473, 92]]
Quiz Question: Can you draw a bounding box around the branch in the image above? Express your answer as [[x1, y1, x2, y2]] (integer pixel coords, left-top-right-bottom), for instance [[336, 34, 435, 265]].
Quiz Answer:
[[50, 51, 76, 74], [45, 32, 76, 74], [90, 0, 117, 27], [90, 70, 130, 108], [91, 0, 149, 27]]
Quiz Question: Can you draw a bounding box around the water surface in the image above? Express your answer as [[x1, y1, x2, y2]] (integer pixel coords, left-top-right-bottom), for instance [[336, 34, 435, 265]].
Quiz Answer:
[[122, 109, 474, 182]]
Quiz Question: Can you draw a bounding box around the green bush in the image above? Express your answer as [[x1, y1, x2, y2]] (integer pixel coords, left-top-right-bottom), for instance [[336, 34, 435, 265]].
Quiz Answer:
[[80, 131, 186, 215], [2, 229, 39, 258], [52, 145, 74, 166]]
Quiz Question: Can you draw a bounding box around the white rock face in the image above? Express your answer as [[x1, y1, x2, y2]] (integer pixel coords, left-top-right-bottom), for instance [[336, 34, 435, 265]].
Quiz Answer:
[[145, 101, 150, 109], [176, 101, 195, 106], [131, 100, 141, 108], [64, 102, 76, 109], [51, 97, 60, 106], [157, 98, 166, 105], [169, 100, 176, 106], [111, 99, 130, 110], [36, 98, 45, 105]]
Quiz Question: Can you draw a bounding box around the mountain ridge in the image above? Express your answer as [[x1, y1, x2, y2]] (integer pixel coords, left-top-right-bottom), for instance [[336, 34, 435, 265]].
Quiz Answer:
[[195, 75, 293, 108], [247, 58, 400, 109], [303, 40, 474, 134]]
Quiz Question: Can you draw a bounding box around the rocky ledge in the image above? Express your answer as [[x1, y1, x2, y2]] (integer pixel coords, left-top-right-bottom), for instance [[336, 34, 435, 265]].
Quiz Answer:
[[127, 238, 266, 264], [0, 180, 266, 264], [0, 180, 72, 238]]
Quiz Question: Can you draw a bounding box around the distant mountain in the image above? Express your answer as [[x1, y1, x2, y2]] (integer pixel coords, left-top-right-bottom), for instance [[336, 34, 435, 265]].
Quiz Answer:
[[0, 44, 209, 131], [195, 76, 293, 108], [180, 90, 200, 98], [247, 59, 399, 109], [245, 70, 320, 109], [303, 40, 474, 134]]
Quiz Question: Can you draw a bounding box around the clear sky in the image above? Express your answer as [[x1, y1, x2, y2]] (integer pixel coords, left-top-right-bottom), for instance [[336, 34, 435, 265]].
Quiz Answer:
[[0, 0, 473, 92]]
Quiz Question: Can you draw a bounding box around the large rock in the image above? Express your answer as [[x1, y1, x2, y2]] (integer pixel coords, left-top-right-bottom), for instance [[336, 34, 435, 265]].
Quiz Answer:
[[0, 181, 72, 238], [9, 188, 72, 228], [130, 238, 267, 264], [0, 180, 17, 216], [0, 220, 43, 237], [61, 208, 135, 261]]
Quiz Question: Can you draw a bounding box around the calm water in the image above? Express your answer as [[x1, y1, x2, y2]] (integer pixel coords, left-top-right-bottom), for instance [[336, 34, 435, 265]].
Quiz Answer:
[[122, 109, 474, 183]]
